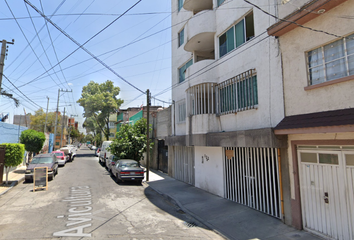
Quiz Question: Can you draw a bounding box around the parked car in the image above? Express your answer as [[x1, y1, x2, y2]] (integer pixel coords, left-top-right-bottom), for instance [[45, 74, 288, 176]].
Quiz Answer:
[[25, 153, 58, 182], [99, 141, 112, 165], [95, 148, 101, 157], [60, 145, 76, 161], [112, 159, 144, 184], [106, 155, 119, 173], [91, 145, 97, 150], [52, 150, 67, 167]]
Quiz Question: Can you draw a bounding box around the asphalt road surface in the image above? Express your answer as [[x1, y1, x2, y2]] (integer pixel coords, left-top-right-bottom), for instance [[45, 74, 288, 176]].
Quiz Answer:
[[0, 147, 223, 240]]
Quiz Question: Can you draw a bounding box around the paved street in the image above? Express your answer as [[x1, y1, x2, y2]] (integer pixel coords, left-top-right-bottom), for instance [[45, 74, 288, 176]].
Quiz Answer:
[[0, 147, 223, 240]]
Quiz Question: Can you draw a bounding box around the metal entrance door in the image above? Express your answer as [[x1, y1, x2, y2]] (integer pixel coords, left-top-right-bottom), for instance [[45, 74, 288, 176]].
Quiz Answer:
[[298, 149, 354, 240], [157, 140, 168, 173], [174, 146, 195, 185], [224, 147, 281, 218]]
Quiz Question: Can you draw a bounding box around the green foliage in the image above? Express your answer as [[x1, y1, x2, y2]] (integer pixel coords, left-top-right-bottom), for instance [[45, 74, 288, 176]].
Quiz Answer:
[[20, 129, 46, 153], [0, 143, 25, 167], [109, 118, 153, 161], [30, 108, 61, 133], [77, 80, 123, 140]]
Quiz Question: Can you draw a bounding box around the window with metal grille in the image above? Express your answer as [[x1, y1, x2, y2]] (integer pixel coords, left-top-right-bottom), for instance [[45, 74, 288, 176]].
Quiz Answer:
[[179, 59, 193, 83], [187, 83, 217, 115], [307, 33, 354, 85], [178, 101, 186, 122], [219, 11, 254, 58], [178, 28, 184, 47], [218, 69, 258, 114]]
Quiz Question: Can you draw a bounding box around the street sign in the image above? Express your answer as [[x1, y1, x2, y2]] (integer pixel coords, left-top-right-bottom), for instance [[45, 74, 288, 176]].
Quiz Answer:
[[33, 167, 48, 191]]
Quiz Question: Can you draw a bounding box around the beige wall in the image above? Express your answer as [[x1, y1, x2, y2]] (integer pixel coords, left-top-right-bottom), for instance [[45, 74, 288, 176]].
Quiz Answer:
[[279, 1, 354, 116]]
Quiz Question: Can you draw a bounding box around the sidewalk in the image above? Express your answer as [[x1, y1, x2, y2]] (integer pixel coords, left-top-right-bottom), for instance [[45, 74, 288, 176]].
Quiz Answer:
[[144, 169, 323, 240], [0, 166, 26, 196]]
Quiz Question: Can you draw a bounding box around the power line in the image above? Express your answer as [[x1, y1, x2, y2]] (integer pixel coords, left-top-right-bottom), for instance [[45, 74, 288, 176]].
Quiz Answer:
[[20, 0, 143, 91], [243, 0, 343, 39], [3, 75, 43, 109]]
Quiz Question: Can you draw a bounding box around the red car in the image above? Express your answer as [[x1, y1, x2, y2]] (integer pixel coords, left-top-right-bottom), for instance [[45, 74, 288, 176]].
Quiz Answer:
[[52, 150, 67, 167]]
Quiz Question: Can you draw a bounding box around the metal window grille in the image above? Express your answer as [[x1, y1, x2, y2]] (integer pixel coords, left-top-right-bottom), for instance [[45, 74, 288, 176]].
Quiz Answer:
[[218, 69, 258, 115], [224, 147, 281, 219], [186, 83, 216, 116], [177, 101, 186, 123]]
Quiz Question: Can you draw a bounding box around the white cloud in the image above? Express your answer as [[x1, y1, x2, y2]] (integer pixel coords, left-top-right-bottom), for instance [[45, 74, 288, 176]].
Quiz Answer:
[[68, 83, 73, 86]]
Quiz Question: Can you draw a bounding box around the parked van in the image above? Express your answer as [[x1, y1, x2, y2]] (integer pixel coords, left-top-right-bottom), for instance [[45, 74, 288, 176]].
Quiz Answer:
[[99, 141, 112, 166]]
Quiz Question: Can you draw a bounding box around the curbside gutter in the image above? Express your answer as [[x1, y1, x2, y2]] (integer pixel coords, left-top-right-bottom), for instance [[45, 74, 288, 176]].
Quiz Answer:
[[143, 181, 230, 240], [0, 176, 25, 196]]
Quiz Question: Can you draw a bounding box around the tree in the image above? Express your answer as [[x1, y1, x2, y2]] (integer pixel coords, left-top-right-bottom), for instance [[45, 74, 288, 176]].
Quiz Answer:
[[0, 143, 25, 185], [109, 118, 153, 161], [77, 80, 123, 141], [0, 88, 19, 107], [20, 129, 46, 162], [30, 108, 62, 133]]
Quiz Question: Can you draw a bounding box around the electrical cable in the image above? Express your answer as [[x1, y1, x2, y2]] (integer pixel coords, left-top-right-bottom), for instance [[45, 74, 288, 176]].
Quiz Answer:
[[3, 74, 44, 109], [20, 0, 143, 91], [243, 0, 343, 38]]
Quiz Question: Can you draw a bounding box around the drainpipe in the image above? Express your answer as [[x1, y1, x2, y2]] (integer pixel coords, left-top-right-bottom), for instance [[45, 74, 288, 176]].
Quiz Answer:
[[278, 148, 285, 221], [172, 100, 176, 136]]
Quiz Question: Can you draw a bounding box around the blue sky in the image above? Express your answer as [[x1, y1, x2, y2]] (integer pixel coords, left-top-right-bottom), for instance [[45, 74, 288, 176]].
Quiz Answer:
[[0, 0, 172, 132]]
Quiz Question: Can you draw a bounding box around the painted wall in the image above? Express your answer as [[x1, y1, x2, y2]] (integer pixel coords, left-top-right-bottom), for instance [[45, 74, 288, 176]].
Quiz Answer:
[[279, 1, 354, 116], [0, 122, 28, 144], [171, 0, 284, 136], [194, 146, 224, 197]]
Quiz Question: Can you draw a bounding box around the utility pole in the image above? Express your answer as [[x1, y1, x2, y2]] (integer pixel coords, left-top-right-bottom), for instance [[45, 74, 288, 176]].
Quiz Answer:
[[0, 39, 14, 94], [146, 89, 150, 182], [44, 96, 49, 133], [53, 89, 72, 149], [60, 107, 66, 148]]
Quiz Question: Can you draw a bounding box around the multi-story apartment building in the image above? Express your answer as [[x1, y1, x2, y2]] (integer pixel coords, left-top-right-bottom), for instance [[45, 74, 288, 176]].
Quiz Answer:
[[167, 0, 289, 223], [268, 0, 354, 239]]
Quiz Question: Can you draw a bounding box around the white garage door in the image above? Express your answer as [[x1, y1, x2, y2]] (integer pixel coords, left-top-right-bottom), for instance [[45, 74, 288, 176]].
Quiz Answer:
[[298, 147, 354, 240]]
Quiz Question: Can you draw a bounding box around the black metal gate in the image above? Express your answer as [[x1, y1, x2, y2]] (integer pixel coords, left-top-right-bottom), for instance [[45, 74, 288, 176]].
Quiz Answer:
[[157, 140, 168, 173]]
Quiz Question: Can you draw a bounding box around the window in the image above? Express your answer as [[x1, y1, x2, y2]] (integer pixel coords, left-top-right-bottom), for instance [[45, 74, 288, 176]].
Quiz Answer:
[[109, 122, 115, 129], [219, 11, 255, 58], [178, 101, 186, 122], [307, 33, 354, 85], [178, 28, 184, 47], [218, 69, 258, 114], [109, 133, 115, 138], [217, 0, 225, 7], [179, 59, 193, 83], [187, 83, 216, 115], [178, 0, 183, 11]]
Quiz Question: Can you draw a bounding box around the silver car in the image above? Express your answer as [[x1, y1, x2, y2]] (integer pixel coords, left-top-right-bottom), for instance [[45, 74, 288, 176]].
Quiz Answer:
[[105, 155, 119, 173], [112, 159, 144, 184]]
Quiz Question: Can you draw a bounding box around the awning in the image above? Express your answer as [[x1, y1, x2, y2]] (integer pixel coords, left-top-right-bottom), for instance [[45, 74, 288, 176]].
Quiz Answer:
[[274, 108, 354, 135]]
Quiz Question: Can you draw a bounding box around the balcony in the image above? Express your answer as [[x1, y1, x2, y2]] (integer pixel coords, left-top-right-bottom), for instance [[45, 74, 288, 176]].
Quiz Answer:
[[185, 59, 216, 84], [184, 10, 216, 54], [183, 0, 213, 14]]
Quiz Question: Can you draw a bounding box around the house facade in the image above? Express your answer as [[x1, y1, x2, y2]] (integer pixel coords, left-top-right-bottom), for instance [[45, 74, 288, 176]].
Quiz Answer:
[[167, 0, 290, 223], [268, 0, 354, 239]]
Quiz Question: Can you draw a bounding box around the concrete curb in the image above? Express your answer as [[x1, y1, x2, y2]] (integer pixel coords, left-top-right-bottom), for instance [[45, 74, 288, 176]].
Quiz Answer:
[[0, 176, 25, 196], [143, 181, 230, 240]]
